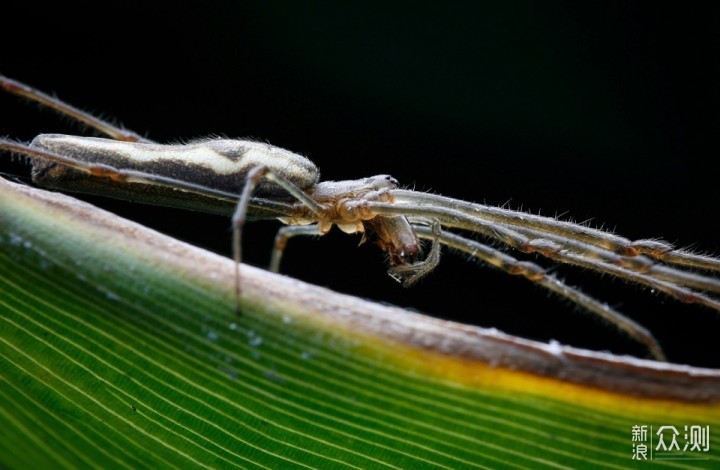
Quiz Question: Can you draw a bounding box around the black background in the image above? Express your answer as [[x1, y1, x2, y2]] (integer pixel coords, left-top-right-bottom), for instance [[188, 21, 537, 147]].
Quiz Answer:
[[2, 2, 719, 367]]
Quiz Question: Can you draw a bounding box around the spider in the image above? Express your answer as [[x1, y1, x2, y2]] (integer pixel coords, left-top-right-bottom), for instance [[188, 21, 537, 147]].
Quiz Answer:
[[2, 74, 719, 362]]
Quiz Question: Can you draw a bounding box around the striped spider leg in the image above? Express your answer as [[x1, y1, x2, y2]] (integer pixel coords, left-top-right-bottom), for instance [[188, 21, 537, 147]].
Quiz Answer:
[[4, 76, 720, 360]]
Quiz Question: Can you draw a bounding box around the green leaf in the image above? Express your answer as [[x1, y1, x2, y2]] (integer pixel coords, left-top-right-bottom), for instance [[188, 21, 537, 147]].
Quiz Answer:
[[1, 176, 719, 469]]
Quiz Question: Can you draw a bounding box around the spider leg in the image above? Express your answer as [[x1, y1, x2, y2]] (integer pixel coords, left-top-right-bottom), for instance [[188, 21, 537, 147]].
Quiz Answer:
[[509, 225, 720, 294], [406, 203, 720, 294], [269, 224, 323, 273], [358, 200, 720, 312], [529, 236, 720, 310], [393, 190, 720, 273], [412, 224, 666, 361], [231, 166, 325, 314], [0, 75, 151, 143]]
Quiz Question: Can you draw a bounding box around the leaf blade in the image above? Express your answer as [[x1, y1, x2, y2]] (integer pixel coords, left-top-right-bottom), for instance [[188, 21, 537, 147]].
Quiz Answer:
[[1, 177, 718, 468]]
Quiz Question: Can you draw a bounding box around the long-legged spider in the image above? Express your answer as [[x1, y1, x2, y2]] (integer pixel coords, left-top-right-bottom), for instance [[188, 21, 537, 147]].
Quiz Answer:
[[2, 75, 720, 362]]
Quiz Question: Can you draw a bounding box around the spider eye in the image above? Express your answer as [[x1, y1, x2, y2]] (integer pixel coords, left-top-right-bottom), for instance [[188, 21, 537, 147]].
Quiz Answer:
[[386, 175, 398, 183]]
